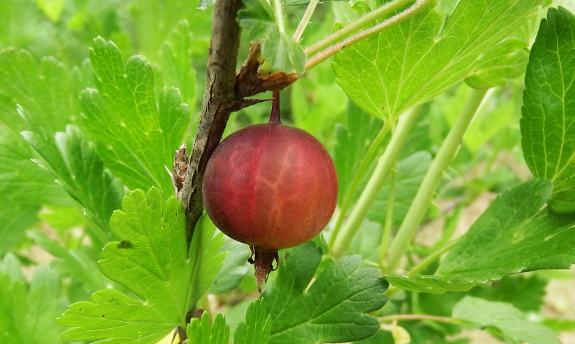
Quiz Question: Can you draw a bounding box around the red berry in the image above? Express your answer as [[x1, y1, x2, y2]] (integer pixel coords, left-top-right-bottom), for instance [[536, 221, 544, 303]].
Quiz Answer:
[[202, 91, 338, 290]]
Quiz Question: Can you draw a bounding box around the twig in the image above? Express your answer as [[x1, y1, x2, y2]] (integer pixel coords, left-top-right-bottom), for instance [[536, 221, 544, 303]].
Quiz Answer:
[[178, 0, 244, 244]]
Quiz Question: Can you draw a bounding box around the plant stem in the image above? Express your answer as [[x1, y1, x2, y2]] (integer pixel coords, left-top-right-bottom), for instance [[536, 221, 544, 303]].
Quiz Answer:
[[331, 105, 423, 258], [293, 0, 319, 42], [273, 0, 286, 34], [379, 314, 468, 325], [384, 88, 489, 273], [179, 0, 243, 245], [328, 120, 393, 249], [305, 0, 433, 71], [378, 163, 397, 269]]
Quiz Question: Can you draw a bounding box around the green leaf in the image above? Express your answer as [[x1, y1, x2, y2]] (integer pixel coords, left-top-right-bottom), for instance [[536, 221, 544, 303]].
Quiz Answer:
[[0, 265, 64, 344], [210, 236, 251, 295], [157, 20, 197, 111], [187, 313, 230, 344], [0, 200, 40, 255], [465, 38, 530, 89], [453, 296, 560, 344], [0, 50, 74, 135], [521, 7, 575, 213], [333, 0, 546, 121], [437, 179, 575, 280], [21, 122, 123, 236], [234, 299, 272, 344], [382, 275, 480, 294], [80, 38, 189, 197], [58, 188, 225, 343], [262, 242, 389, 344], [28, 230, 107, 293], [238, 0, 306, 73], [367, 151, 432, 226], [334, 101, 383, 203], [0, 125, 69, 206]]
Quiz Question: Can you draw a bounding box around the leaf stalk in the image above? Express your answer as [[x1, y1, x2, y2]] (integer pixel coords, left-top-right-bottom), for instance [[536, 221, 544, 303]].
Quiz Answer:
[[384, 87, 489, 273], [330, 104, 423, 258]]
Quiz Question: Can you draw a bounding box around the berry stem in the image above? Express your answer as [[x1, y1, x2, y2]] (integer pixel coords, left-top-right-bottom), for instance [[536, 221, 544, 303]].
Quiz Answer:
[[269, 90, 282, 124]]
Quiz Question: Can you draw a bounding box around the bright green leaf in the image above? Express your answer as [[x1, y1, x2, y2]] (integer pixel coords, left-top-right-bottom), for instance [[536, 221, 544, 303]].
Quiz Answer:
[[28, 230, 107, 293], [0, 50, 74, 135], [0, 201, 39, 255], [21, 123, 123, 236], [453, 296, 560, 344], [80, 38, 189, 197], [262, 242, 389, 344], [157, 20, 197, 111], [0, 125, 69, 206], [465, 38, 530, 89], [0, 265, 63, 344], [334, 0, 546, 121], [521, 7, 575, 213], [234, 299, 272, 344], [35, 0, 65, 23], [437, 179, 575, 280], [58, 188, 225, 343], [187, 313, 230, 344]]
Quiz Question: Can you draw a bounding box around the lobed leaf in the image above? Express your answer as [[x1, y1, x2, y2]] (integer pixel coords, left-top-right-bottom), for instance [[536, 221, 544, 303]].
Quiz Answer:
[[262, 242, 389, 344], [234, 299, 272, 344], [80, 38, 189, 197], [58, 188, 225, 343], [333, 0, 546, 121], [521, 7, 575, 213], [187, 313, 230, 344], [21, 122, 123, 236]]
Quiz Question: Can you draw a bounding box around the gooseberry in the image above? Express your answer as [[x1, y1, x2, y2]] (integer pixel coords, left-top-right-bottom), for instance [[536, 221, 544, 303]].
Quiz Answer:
[[202, 91, 338, 290]]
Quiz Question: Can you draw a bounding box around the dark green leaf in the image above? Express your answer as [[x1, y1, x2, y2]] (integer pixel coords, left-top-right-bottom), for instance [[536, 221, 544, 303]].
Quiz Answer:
[[437, 179, 575, 280], [521, 7, 575, 213], [80, 38, 189, 197], [453, 296, 560, 344], [262, 242, 389, 344], [334, 0, 546, 120]]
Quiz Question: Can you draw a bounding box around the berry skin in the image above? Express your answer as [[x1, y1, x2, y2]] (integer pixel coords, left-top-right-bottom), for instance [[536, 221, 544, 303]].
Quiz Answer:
[[202, 122, 338, 251]]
